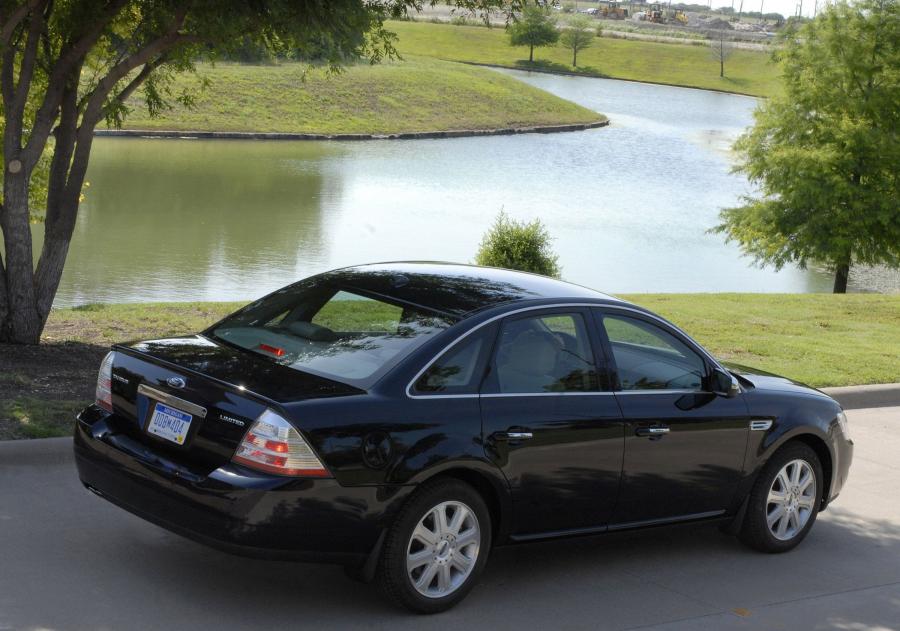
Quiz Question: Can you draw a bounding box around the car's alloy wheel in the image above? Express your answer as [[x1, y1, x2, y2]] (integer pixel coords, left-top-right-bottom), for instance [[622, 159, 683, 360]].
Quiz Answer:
[[407, 500, 481, 598], [739, 441, 823, 553], [766, 459, 817, 541], [377, 479, 491, 613]]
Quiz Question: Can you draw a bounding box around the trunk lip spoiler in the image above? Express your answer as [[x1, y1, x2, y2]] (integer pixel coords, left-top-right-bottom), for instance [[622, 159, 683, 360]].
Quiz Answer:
[[137, 384, 208, 419]]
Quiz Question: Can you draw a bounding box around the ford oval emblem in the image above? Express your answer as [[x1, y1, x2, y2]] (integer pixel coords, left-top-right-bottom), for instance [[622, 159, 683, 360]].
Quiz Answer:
[[167, 376, 186, 389]]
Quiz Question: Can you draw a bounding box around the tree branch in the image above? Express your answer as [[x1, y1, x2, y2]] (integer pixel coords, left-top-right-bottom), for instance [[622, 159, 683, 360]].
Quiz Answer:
[[21, 0, 129, 168], [0, 0, 43, 46]]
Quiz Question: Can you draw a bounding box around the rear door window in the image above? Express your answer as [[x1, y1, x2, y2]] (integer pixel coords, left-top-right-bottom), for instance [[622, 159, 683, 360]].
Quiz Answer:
[[485, 312, 602, 394], [413, 325, 496, 395]]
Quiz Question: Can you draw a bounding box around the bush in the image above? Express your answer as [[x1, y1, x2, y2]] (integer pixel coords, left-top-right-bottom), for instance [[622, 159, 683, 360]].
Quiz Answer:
[[475, 211, 561, 278]]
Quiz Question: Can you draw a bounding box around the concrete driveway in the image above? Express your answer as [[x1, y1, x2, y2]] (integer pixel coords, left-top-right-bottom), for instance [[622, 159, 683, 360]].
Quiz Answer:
[[1, 407, 898, 631]]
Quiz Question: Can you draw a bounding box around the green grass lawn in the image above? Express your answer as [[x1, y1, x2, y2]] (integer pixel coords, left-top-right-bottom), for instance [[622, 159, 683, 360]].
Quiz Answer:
[[45, 294, 900, 387], [390, 20, 781, 98], [119, 56, 603, 135]]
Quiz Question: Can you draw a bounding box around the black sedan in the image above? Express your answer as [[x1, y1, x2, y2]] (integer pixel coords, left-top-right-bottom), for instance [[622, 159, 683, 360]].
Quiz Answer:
[[75, 262, 853, 613]]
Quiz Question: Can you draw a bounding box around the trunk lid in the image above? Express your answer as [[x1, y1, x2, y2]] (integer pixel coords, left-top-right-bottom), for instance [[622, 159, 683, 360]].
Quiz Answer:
[[107, 335, 362, 470]]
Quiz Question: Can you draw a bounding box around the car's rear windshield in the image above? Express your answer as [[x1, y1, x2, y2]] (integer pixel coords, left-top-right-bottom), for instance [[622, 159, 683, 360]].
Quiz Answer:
[[210, 282, 457, 387]]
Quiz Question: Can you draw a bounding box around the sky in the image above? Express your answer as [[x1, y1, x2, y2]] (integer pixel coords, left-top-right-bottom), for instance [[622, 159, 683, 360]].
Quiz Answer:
[[709, 0, 825, 18]]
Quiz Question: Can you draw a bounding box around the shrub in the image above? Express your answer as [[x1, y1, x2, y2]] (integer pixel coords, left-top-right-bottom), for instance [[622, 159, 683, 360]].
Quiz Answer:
[[475, 211, 561, 278]]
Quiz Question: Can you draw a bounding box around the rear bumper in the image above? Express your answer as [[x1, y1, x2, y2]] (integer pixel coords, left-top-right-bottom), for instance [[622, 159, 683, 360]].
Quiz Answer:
[[74, 407, 413, 565]]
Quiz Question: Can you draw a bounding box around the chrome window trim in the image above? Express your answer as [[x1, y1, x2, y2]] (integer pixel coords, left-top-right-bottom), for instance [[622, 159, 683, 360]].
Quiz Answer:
[[405, 302, 727, 399], [614, 389, 705, 395], [138, 384, 208, 418]]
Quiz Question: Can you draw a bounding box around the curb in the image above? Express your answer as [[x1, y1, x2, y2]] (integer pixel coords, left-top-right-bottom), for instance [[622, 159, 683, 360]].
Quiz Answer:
[[95, 119, 609, 142], [820, 383, 900, 411]]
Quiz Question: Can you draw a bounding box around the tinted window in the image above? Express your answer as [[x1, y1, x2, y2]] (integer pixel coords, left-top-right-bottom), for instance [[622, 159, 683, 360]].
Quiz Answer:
[[602, 314, 706, 391], [414, 326, 494, 394], [212, 286, 454, 385], [491, 313, 600, 393]]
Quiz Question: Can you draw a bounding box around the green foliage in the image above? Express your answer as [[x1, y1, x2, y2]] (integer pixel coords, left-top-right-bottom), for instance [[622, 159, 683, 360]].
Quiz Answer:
[[714, 0, 900, 290], [560, 14, 594, 66], [508, 5, 559, 61], [475, 210, 561, 278]]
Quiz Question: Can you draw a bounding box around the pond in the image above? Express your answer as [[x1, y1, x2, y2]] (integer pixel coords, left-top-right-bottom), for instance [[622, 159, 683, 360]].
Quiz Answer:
[[40, 68, 837, 307]]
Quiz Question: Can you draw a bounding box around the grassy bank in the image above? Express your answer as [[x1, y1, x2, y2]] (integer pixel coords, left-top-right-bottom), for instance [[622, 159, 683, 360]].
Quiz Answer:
[[390, 21, 780, 98], [119, 56, 603, 135], [2, 294, 896, 440]]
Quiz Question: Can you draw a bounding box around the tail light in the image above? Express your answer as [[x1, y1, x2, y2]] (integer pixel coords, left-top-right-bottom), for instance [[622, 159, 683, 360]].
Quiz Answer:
[[95, 352, 115, 413], [232, 409, 331, 478]]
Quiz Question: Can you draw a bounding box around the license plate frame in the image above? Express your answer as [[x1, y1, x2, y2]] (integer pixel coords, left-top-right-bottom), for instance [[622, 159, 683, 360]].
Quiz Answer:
[[146, 402, 193, 446]]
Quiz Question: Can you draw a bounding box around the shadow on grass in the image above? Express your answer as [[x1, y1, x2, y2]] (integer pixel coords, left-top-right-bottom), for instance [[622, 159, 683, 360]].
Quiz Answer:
[[0, 340, 106, 440], [513, 59, 609, 78]]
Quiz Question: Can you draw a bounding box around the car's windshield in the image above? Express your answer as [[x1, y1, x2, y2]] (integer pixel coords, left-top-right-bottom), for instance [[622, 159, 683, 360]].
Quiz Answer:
[[211, 283, 456, 386]]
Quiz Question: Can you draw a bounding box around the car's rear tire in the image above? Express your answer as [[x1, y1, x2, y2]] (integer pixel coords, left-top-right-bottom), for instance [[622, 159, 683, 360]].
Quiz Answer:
[[739, 441, 823, 553], [376, 478, 492, 614]]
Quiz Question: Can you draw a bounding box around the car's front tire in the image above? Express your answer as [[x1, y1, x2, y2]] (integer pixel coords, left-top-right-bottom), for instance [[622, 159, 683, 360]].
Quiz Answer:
[[376, 478, 491, 614], [740, 442, 823, 553]]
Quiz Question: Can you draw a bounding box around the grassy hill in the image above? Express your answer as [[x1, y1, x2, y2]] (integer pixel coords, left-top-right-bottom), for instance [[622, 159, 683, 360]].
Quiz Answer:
[[390, 20, 781, 98], [119, 56, 604, 135]]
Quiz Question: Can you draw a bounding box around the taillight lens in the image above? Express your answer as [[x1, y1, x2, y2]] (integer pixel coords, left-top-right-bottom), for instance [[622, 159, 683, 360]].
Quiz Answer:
[[95, 351, 115, 412], [232, 409, 331, 478]]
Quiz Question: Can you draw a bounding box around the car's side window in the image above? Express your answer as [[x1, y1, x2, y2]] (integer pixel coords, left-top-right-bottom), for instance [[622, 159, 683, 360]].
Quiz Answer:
[[601, 313, 707, 391], [413, 326, 495, 395], [488, 312, 601, 394]]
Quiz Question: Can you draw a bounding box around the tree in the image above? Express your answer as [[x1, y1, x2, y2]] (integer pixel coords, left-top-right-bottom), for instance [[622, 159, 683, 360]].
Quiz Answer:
[[508, 4, 559, 63], [0, 0, 520, 344], [709, 34, 733, 77], [560, 14, 593, 67], [714, 0, 899, 293], [475, 210, 561, 278]]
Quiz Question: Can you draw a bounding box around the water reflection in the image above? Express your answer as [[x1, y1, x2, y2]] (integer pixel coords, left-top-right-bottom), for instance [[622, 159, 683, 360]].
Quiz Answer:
[[40, 71, 836, 307]]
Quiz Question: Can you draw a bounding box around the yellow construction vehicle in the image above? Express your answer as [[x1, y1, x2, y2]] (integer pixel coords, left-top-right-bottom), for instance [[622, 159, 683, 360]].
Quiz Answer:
[[645, 2, 665, 22], [601, 1, 628, 19]]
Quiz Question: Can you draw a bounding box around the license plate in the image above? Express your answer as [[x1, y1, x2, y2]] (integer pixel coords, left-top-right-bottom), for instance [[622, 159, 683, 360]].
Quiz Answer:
[[147, 403, 192, 445]]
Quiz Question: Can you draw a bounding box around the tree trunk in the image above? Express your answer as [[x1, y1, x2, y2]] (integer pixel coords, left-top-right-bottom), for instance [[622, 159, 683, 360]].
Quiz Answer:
[[720, 58, 724, 77], [529, 44, 534, 63], [0, 169, 42, 344], [833, 262, 850, 293], [573, 49, 577, 67]]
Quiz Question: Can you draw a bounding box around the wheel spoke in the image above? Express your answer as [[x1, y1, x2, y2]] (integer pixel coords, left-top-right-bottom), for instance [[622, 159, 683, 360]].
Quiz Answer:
[[798, 495, 816, 510], [788, 510, 801, 534], [776, 470, 790, 492], [448, 504, 468, 535], [415, 562, 438, 591], [437, 564, 452, 593], [799, 470, 815, 493], [768, 489, 787, 504], [413, 522, 437, 547], [455, 527, 479, 547], [451, 551, 474, 573], [407, 548, 433, 573], [776, 512, 790, 537], [436, 505, 451, 537], [790, 462, 802, 486], [767, 504, 785, 528]]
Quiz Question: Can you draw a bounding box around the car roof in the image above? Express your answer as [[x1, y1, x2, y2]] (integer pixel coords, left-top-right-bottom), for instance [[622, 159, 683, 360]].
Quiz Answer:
[[318, 261, 623, 318]]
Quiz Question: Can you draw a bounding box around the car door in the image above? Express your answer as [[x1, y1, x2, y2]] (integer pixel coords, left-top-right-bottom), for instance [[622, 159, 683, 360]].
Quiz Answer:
[[595, 308, 750, 527], [480, 308, 624, 537]]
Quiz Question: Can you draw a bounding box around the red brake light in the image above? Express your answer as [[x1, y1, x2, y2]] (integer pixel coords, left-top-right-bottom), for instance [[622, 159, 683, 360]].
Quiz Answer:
[[257, 344, 285, 357], [95, 352, 115, 412], [232, 410, 331, 478]]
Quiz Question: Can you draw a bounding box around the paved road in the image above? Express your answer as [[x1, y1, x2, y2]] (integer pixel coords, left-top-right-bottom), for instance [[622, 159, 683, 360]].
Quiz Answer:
[[2, 407, 898, 631]]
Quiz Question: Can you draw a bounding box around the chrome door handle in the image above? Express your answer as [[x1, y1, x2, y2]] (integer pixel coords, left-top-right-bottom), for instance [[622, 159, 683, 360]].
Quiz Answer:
[[492, 431, 533, 441], [635, 426, 670, 437]]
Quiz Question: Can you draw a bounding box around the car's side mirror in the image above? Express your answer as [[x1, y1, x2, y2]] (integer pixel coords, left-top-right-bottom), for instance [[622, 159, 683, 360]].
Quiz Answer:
[[710, 368, 740, 398]]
